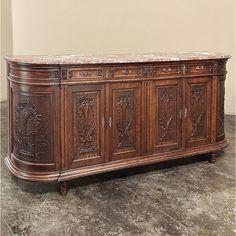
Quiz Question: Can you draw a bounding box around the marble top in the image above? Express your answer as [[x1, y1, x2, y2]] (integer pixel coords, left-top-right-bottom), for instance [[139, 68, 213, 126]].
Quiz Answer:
[[5, 52, 230, 65]]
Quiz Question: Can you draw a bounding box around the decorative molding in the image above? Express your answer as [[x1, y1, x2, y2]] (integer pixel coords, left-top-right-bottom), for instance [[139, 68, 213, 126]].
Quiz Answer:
[[54, 71, 59, 78], [143, 66, 157, 77], [162, 67, 172, 73], [68, 71, 73, 79], [61, 70, 67, 80], [182, 64, 190, 75]]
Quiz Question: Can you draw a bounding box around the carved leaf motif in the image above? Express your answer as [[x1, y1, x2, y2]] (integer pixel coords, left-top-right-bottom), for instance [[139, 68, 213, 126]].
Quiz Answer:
[[74, 94, 97, 158], [13, 100, 49, 160], [190, 85, 206, 137], [158, 88, 176, 141], [116, 92, 134, 149]]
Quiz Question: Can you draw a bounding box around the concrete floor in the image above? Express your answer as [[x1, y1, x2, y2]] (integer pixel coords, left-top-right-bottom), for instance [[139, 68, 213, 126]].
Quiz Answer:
[[1, 101, 235, 236]]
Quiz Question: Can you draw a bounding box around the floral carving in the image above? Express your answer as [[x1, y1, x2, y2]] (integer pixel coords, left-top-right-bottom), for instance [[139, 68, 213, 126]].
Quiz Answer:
[[143, 66, 157, 77], [158, 88, 176, 141], [190, 86, 206, 137], [74, 94, 97, 158], [13, 100, 49, 159], [116, 92, 134, 149]]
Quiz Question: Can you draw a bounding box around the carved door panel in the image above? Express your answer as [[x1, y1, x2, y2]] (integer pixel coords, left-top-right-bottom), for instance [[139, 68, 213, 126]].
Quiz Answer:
[[11, 86, 60, 172], [184, 77, 212, 148], [151, 79, 182, 153], [109, 82, 141, 161], [67, 84, 106, 168]]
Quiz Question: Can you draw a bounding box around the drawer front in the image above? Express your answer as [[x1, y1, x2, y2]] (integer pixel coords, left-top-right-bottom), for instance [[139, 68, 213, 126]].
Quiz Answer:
[[156, 64, 182, 78], [186, 62, 212, 75], [62, 68, 104, 80], [108, 66, 142, 79]]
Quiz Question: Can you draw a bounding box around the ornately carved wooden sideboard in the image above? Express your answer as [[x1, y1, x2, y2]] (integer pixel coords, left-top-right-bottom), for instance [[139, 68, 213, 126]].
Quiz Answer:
[[5, 52, 230, 195]]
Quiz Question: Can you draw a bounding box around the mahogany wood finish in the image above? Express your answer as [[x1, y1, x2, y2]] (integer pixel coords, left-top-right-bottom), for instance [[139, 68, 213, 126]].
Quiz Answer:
[[5, 54, 230, 195]]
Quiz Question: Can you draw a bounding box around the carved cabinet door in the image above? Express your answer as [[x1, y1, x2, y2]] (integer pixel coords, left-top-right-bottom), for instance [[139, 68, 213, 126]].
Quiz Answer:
[[11, 85, 61, 173], [151, 79, 182, 153], [184, 77, 212, 148], [66, 84, 106, 168], [109, 82, 142, 161]]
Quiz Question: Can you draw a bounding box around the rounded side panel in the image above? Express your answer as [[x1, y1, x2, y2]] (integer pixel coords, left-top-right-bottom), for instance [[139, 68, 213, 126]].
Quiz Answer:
[[6, 62, 61, 182]]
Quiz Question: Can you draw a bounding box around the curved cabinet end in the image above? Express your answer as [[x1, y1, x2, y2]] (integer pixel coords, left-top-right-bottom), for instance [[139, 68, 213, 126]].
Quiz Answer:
[[5, 155, 60, 182]]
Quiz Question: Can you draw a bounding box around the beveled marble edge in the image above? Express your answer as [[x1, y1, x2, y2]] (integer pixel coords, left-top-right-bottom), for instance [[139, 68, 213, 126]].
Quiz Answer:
[[5, 52, 231, 65]]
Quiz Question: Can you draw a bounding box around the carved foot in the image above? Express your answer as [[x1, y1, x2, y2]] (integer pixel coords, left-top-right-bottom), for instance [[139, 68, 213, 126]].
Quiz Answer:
[[209, 152, 217, 164], [59, 181, 69, 195]]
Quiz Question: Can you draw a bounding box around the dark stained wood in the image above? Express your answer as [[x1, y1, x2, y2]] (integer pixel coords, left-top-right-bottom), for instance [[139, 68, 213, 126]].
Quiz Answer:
[[66, 84, 106, 168], [4, 57, 230, 194], [209, 152, 217, 164], [184, 77, 212, 148], [109, 82, 142, 161], [59, 181, 69, 195], [151, 79, 182, 153]]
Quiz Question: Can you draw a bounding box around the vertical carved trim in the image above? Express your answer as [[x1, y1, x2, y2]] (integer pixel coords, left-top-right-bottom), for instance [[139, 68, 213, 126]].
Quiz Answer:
[[217, 79, 225, 137]]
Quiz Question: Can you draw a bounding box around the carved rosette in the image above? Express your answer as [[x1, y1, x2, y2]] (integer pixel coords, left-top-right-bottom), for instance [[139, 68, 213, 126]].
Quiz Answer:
[[73, 94, 98, 159], [158, 88, 176, 141], [116, 92, 135, 149], [13, 100, 49, 160], [190, 86, 206, 137]]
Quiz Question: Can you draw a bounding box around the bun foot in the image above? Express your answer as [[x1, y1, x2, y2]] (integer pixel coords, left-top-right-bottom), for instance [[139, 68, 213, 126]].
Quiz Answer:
[[209, 152, 217, 164], [59, 181, 69, 195]]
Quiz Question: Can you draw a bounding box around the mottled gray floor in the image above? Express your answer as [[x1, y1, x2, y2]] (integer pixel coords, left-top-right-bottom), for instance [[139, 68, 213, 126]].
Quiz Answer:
[[1, 101, 235, 236]]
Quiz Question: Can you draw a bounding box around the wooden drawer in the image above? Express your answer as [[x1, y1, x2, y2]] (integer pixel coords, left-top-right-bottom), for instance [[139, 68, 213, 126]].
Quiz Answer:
[[62, 67, 103, 80], [156, 64, 181, 78], [186, 62, 212, 75], [108, 66, 142, 79]]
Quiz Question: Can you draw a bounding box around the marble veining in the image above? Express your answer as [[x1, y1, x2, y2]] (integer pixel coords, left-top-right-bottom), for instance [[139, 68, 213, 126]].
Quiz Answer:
[[5, 52, 230, 65]]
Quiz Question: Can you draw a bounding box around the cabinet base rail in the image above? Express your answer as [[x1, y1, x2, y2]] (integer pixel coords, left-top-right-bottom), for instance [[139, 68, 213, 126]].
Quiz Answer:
[[5, 138, 229, 195]]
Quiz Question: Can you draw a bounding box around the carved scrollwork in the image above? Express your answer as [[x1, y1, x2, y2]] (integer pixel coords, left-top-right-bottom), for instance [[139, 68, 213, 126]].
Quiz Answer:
[[143, 66, 157, 77], [176, 67, 181, 73], [61, 70, 67, 80], [68, 71, 73, 79], [74, 94, 97, 158], [182, 64, 190, 75], [116, 92, 134, 149], [213, 62, 219, 72], [13, 100, 49, 160], [190, 86, 206, 137], [158, 88, 176, 141], [162, 67, 172, 73], [54, 71, 59, 78]]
